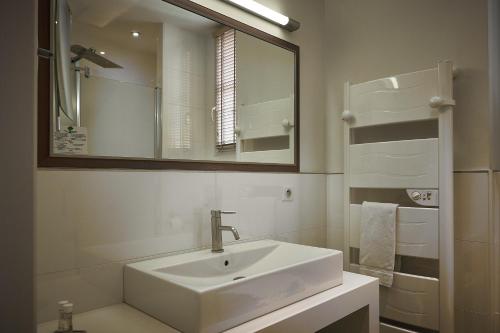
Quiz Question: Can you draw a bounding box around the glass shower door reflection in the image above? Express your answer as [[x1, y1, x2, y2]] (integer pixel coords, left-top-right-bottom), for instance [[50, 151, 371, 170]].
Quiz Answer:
[[79, 75, 156, 159]]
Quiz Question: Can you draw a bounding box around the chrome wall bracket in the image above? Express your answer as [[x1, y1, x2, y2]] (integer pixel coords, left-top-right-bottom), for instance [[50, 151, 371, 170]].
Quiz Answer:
[[38, 48, 53, 59]]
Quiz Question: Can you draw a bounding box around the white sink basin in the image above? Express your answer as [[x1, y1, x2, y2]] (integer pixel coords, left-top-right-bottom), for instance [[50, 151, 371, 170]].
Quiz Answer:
[[124, 240, 343, 333]]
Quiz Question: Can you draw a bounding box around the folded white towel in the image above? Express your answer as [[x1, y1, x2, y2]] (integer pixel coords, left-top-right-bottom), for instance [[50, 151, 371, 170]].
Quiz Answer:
[[359, 201, 398, 287]]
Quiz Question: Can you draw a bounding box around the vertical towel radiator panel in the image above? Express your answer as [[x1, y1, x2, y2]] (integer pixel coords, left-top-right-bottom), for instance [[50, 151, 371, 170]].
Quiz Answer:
[[343, 61, 454, 333]]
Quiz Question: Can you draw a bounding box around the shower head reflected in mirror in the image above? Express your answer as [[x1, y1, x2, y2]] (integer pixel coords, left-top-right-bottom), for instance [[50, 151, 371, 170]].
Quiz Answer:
[[70, 44, 123, 68]]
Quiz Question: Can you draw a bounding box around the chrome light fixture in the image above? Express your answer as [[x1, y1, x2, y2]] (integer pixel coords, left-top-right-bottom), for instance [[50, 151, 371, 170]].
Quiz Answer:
[[223, 0, 300, 31]]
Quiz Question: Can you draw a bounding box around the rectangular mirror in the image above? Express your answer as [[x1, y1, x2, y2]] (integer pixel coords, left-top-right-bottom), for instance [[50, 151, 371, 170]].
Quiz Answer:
[[38, 0, 299, 171]]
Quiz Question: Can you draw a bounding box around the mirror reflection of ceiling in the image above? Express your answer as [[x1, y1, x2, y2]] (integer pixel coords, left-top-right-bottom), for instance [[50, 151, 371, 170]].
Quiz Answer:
[[67, 0, 220, 32], [67, 0, 223, 85], [54, 0, 297, 166]]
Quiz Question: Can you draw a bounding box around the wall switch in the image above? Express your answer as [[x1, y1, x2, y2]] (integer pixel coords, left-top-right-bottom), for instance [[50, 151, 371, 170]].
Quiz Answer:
[[282, 187, 294, 201]]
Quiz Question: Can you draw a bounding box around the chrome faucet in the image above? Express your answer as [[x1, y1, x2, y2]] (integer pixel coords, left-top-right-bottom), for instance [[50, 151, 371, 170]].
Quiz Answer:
[[210, 210, 240, 252]]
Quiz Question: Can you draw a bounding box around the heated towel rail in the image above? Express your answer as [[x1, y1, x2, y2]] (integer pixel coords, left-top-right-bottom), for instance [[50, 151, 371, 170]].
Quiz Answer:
[[342, 61, 454, 333]]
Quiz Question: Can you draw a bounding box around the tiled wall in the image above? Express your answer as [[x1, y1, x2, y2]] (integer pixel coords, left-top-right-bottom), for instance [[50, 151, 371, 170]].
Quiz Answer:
[[494, 172, 500, 332], [36, 169, 326, 322], [454, 172, 493, 332], [162, 22, 211, 160], [325, 172, 498, 332], [322, 0, 497, 331], [36, 0, 329, 324], [326, 174, 344, 253]]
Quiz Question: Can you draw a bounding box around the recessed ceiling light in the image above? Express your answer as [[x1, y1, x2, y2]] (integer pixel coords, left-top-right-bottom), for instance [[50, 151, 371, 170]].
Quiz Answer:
[[99, 51, 106, 55], [131, 31, 141, 38]]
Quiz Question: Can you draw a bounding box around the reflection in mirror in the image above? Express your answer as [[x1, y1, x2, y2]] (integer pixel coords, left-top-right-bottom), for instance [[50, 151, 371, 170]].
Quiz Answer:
[[51, 0, 296, 165]]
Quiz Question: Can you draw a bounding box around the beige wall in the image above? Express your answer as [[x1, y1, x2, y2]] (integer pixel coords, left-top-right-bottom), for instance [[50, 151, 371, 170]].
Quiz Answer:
[[36, 0, 329, 323], [493, 172, 500, 331], [0, 1, 36, 332], [35, 1, 498, 330], [489, 0, 500, 171], [324, 0, 490, 173], [323, 1, 497, 331], [192, 0, 326, 173]]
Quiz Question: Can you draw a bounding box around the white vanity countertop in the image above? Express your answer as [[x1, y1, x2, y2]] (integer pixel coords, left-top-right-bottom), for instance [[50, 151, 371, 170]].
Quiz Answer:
[[37, 272, 378, 333], [38, 303, 177, 333]]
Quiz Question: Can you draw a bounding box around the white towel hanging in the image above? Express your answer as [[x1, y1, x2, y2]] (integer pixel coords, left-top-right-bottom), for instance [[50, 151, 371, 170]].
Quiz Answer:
[[358, 201, 398, 287]]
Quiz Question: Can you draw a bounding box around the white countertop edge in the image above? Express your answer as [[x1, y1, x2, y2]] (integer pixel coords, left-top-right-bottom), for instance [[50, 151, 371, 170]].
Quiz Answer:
[[38, 272, 379, 333], [224, 271, 379, 332]]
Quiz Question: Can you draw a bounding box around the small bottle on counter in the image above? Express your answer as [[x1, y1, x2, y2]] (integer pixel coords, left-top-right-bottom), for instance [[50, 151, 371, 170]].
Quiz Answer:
[[62, 303, 74, 332], [57, 300, 69, 332], [55, 301, 87, 333]]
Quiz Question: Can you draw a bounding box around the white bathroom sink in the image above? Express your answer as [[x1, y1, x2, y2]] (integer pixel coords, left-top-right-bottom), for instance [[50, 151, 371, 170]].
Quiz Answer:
[[124, 240, 343, 333]]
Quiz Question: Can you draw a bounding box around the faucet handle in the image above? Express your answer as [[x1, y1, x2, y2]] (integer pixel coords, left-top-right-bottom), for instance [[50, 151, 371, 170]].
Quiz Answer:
[[211, 209, 236, 217]]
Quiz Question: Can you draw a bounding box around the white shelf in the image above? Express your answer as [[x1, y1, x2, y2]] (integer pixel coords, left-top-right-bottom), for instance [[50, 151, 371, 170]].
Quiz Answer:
[[38, 272, 379, 333]]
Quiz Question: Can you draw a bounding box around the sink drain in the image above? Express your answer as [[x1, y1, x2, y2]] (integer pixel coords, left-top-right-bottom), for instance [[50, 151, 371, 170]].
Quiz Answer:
[[233, 276, 245, 281]]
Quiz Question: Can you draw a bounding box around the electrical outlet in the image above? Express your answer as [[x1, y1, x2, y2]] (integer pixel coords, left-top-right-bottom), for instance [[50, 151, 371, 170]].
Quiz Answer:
[[282, 187, 294, 201]]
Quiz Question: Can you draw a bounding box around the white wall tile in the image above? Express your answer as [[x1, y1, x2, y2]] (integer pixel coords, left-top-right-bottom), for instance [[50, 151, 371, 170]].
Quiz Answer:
[[494, 244, 500, 314], [214, 172, 326, 241], [214, 172, 285, 241], [37, 0, 330, 324], [453, 172, 497, 329], [275, 226, 326, 248], [326, 174, 344, 251], [455, 309, 493, 333], [494, 174, 500, 321], [36, 171, 78, 274], [454, 173, 489, 243], [163, 22, 207, 77], [73, 171, 162, 267], [455, 240, 490, 314], [326, 175, 344, 229], [37, 263, 123, 323], [296, 174, 326, 231], [454, 241, 463, 311], [327, 227, 344, 253], [37, 170, 217, 273], [37, 170, 327, 321], [494, 173, 500, 245]]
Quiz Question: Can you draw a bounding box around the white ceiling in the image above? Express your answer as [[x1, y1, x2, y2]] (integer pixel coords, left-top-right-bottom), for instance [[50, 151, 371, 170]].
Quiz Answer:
[[68, 0, 220, 32]]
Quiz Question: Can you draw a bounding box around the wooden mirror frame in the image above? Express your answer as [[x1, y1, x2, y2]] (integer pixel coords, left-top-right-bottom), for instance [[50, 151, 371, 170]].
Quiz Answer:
[[37, 0, 300, 172]]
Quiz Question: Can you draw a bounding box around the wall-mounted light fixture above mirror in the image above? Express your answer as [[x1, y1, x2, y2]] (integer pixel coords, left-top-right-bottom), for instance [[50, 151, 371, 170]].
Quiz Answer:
[[222, 0, 300, 31], [38, 0, 300, 172]]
